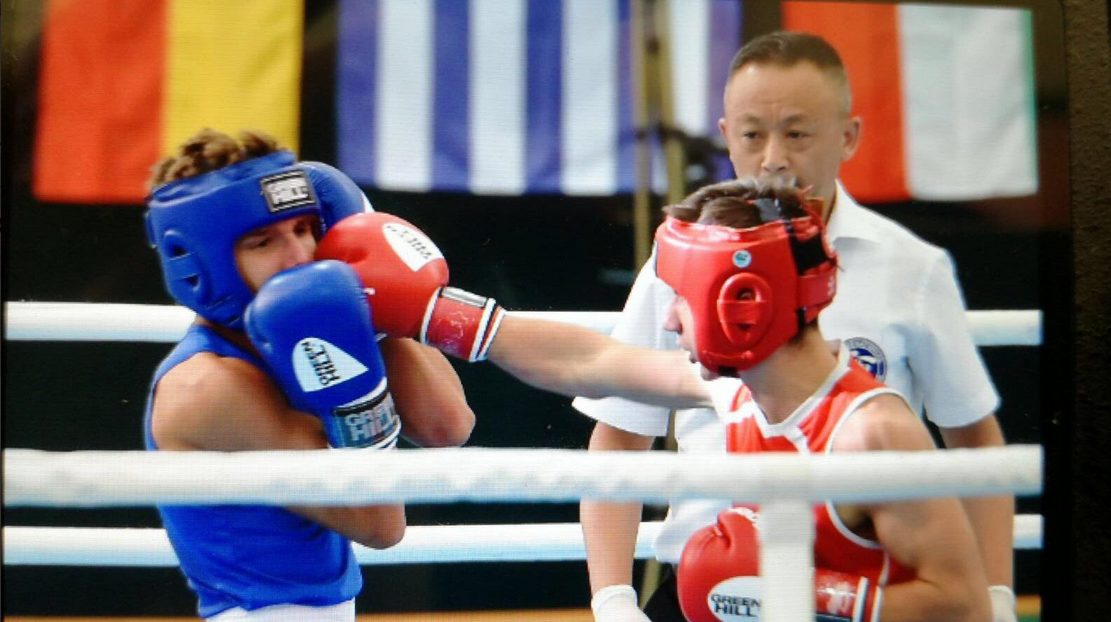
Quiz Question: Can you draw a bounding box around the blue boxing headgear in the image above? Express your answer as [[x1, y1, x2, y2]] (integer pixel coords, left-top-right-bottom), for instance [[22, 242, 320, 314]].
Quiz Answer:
[[145, 151, 322, 328]]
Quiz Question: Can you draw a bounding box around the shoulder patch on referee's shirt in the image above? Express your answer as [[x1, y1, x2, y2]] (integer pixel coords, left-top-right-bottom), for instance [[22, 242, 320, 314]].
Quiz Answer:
[[844, 337, 887, 381]]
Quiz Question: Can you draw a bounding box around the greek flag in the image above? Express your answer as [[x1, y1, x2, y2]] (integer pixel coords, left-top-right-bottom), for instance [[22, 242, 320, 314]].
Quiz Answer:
[[336, 0, 743, 195]]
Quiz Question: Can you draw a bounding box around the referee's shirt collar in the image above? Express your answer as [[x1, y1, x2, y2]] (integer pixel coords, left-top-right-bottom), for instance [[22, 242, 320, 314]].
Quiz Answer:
[[824, 180, 882, 246]]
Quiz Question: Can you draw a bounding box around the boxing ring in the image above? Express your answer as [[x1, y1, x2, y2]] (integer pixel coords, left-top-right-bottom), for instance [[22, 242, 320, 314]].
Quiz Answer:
[[3, 302, 1045, 621]]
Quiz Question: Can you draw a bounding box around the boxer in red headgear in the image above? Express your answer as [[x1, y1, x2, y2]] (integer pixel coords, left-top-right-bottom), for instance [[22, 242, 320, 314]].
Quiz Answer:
[[319, 178, 990, 622]]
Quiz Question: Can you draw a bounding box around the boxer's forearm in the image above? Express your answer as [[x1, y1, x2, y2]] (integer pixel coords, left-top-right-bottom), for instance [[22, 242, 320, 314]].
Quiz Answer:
[[487, 315, 616, 397], [582, 499, 644, 593], [582, 423, 656, 594], [381, 338, 474, 447], [488, 316, 708, 409], [881, 578, 990, 622], [939, 416, 1014, 587], [961, 494, 1015, 588]]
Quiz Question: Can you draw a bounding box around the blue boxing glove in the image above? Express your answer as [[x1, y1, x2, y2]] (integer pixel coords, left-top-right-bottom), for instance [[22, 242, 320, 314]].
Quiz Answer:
[[298, 161, 373, 232], [245, 260, 401, 449]]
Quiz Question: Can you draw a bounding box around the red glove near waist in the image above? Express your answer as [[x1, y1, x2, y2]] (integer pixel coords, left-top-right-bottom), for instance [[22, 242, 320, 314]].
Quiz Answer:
[[678, 508, 880, 622]]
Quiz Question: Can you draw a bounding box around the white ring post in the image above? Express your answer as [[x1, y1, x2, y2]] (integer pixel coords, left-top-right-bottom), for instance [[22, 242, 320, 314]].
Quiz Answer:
[[759, 498, 815, 622]]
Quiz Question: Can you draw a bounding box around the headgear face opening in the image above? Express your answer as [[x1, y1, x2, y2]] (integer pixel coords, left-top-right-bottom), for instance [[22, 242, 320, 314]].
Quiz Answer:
[[145, 151, 322, 328], [654, 211, 837, 375]]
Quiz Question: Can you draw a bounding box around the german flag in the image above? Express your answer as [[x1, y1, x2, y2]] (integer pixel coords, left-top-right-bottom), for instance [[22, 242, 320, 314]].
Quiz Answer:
[[33, 0, 303, 204]]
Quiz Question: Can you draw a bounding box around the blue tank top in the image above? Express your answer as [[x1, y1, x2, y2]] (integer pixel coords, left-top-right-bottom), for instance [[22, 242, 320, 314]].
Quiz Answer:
[[144, 324, 361, 618]]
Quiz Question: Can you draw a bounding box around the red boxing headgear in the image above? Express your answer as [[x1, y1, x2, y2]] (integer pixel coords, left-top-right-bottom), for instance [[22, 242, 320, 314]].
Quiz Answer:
[[655, 207, 837, 375]]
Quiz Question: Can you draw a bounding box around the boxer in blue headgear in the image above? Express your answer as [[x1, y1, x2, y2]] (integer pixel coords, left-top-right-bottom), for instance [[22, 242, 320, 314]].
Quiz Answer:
[[142, 129, 473, 621], [147, 143, 371, 328]]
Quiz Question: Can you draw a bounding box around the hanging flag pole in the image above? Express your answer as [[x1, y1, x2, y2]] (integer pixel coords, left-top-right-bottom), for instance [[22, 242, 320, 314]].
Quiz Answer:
[[632, 0, 689, 272], [654, 0, 688, 208], [631, 0, 653, 270], [631, 0, 688, 603]]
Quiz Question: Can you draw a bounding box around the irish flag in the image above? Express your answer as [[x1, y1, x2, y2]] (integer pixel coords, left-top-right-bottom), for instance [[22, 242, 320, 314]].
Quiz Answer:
[[783, 2, 1038, 203], [33, 0, 303, 204]]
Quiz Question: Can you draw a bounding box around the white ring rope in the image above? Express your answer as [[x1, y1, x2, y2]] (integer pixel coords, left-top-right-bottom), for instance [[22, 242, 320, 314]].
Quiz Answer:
[[4, 302, 1042, 346], [0, 515, 1044, 568], [4, 446, 1040, 507], [4, 447, 1039, 622], [1, 523, 648, 567], [2, 304, 1043, 617], [3, 426, 1041, 620]]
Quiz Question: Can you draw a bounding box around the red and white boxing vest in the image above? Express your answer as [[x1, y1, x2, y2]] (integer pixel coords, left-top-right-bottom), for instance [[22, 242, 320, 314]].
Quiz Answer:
[[721, 360, 915, 586]]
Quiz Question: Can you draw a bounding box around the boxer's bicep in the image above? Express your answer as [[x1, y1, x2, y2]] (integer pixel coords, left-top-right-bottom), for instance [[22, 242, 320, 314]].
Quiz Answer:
[[858, 405, 990, 620]]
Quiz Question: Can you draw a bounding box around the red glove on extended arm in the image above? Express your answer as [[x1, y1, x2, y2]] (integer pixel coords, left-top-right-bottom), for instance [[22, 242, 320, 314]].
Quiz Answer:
[[678, 508, 880, 622], [315, 212, 505, 362]]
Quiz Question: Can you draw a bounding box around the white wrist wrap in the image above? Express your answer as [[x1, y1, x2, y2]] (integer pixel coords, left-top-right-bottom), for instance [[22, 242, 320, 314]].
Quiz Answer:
[[591, 584, 638, 618], [989, 585, 1017, 622]]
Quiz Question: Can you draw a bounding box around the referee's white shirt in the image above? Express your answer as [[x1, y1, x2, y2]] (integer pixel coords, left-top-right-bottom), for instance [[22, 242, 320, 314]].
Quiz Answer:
[[572, 181, 1000, 563]]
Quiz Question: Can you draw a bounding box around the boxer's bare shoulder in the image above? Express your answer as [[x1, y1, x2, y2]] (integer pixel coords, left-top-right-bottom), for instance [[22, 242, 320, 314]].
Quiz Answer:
[[832, 392, 934, 453]]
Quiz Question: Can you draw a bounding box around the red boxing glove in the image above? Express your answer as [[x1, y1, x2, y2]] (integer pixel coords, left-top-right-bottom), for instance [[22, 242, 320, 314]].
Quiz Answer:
[[316, 212, 504, 362], [315, 211, 448, 337], [678, 508, 880, 622], [678, 507, 763, 622]]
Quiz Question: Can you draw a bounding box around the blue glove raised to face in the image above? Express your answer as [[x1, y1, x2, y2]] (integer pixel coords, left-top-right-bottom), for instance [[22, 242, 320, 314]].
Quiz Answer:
[[245, 260, 400, 449], [298, 161, 374, 233]]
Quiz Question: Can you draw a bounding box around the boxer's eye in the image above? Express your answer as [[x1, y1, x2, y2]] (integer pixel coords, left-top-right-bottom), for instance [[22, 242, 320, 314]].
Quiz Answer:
[[293, 220, 315, 238], [240, 234, 268, 250]]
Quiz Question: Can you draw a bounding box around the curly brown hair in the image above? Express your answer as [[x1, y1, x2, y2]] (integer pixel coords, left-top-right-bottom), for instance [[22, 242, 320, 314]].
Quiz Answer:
[[663, 178, 822, 229], [147, 128, 283, 190]]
